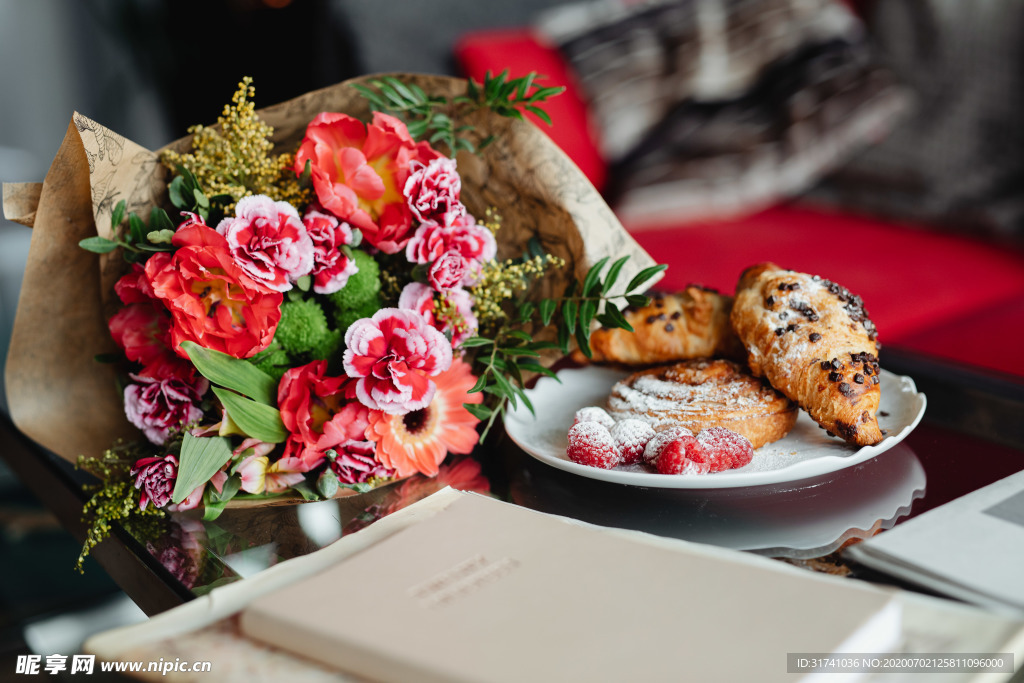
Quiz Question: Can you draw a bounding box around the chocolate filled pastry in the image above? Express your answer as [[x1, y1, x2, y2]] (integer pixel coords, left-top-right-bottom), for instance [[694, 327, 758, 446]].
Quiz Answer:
[[730, 263, 883, 446], [605, 359, 797, 448], [580, 285, 745, 365]]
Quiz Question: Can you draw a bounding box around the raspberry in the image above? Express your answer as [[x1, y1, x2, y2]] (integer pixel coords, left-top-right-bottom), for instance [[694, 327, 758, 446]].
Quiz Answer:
[[566, 421, 621, 469], [573, 406, 616, 430], [695, 427, 754, 472], [609, 419, 656, 465], [656, 435, 711, 475], [642, 425, 694, 465]]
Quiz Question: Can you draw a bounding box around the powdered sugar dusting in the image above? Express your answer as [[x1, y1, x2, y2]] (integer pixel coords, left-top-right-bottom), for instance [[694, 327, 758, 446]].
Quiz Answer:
[[609, 374, 758, 416], [610, 419, 655, 465], [643, 426, 694, 464], [566, 421, 620, 469], [573, 406, 616, 429]]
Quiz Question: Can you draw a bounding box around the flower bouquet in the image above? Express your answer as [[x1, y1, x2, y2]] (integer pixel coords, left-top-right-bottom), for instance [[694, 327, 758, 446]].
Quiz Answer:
[[3, 73, 661, 564]]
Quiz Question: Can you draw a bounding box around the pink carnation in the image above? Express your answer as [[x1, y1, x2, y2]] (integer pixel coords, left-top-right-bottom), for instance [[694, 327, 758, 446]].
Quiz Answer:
[[302, 210, 359, 294], [428, 250, 466, 291], [330, 440, 395, 485], [404, 214, 496, 286], [343, 308, 453, 414], [124, 374, 209, 445], [399, 282, 478, 348], [131, 454, 179, 510], [216, 195, 314, 292], [404, 157, 466, 227]]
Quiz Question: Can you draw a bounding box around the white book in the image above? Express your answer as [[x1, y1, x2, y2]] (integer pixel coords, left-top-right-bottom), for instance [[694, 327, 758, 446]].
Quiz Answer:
[[240, 492, 901, 683], [846, 469, 1024, 615]]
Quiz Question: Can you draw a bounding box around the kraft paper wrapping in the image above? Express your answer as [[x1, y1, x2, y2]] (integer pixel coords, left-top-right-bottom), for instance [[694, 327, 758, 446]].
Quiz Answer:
[[3, 74, 658, 465]]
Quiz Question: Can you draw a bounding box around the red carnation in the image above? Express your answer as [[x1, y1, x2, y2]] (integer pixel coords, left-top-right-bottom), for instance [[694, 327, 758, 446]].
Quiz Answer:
[[145, 219, 282, 359]]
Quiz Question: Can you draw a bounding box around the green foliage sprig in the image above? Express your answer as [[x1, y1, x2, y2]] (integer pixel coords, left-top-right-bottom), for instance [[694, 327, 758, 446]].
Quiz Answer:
[[76, 443, 167, 572], [465, 257, 667, 439], [353, 71, 565, 155], [78, 199, 177, 264]]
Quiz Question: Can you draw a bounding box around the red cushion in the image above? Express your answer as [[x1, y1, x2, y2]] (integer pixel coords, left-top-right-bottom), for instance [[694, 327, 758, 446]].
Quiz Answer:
[[454, 28, 607, 192], [627, 205, 1024, 375], [889, 297, 1024, 377]]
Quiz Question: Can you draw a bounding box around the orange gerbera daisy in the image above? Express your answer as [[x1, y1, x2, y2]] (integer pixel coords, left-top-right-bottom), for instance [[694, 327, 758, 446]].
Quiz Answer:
[[366, 358, 482, 477]]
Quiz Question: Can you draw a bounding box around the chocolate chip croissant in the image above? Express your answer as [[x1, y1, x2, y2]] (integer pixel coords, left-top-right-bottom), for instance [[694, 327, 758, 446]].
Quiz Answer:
[[730, 263, 883, 446], [579, 285, 745, 365]]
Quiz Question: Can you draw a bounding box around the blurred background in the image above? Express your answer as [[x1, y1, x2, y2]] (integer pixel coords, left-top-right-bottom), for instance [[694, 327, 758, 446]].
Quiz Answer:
[[1, 0, 1022, 670]]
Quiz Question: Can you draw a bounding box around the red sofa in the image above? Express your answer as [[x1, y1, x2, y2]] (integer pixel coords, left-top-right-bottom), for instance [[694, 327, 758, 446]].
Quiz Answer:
[[456, 29, 1024, 378]]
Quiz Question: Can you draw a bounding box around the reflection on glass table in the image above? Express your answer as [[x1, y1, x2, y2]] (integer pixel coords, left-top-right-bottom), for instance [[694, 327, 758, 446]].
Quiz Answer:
[[507, 442, 926, 559], [145, 456, 492, 594]]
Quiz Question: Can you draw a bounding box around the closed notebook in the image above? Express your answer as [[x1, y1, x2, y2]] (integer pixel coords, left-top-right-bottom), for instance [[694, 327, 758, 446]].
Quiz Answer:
[[240, 492, 899, 683]]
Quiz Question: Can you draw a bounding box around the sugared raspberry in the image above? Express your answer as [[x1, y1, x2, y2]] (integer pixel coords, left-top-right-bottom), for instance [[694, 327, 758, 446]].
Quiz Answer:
[[695, 427, 754, 472], [656, 435, 711, 475], [573, 406, 616, 430], [642, 425, 694, 465], [566, 421, 621, 469], [610, 419, 656, 465]]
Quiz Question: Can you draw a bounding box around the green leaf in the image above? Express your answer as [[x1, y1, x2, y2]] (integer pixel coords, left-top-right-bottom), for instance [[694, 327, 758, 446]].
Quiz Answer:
[[626, 294, 650, 308], [147, 229, 175, 244], [626, 264, 668, 293], [213, 387, 288, 443], [526, 340, 561, 351], [518, 360, 559, 379], [349, 228, 362, 248], [604, 302, 634, 332], [134, 243, 175, 253], [168, 176, 187, 209], [564, 299, 578, 334], [524, 105, 553, 126], [468, 373, 488, 394], [512, 384, 535, 415], [210, 475, 241, 504], [193, 189, 210, 209], [539, 299, 557, 327], [517, 302, 535, 323], [150, 207, 175, 234], [459, 336, 494, 349], [110, 200, 126, 230], [181, 341, 277, 404], [602, 256, 630, 294], [507, 329, 533, 343], [202, 497, 228, 521], [339, 481, 375, 494], [173, 434, 233, 504], [492, 370, 515, 399], [583, 256, 610, 297], [317, 470, 340, 499], [579, 299, 597, 331], [295, 275, 311, 292], [291, 481, 321, 501], [464, 402, 492, 420], [500, 347, 540, 358], [78, 236, 119, 254], [575, 325, 593, 359], [557, 323, 570, 353]]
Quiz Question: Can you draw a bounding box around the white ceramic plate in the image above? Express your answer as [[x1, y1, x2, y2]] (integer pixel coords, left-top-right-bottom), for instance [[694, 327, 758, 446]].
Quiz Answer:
[[504, 366, 927, 489]]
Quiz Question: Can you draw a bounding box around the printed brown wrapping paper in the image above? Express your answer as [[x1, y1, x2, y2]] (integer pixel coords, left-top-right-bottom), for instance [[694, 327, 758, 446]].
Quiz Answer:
[[3, 73, 659, 465]]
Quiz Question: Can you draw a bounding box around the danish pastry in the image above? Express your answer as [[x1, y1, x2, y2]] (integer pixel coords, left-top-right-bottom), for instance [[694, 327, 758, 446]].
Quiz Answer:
[[581, 286, 744, 365], [730, 263, 883, 446], [605, 359, 797, 448]]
